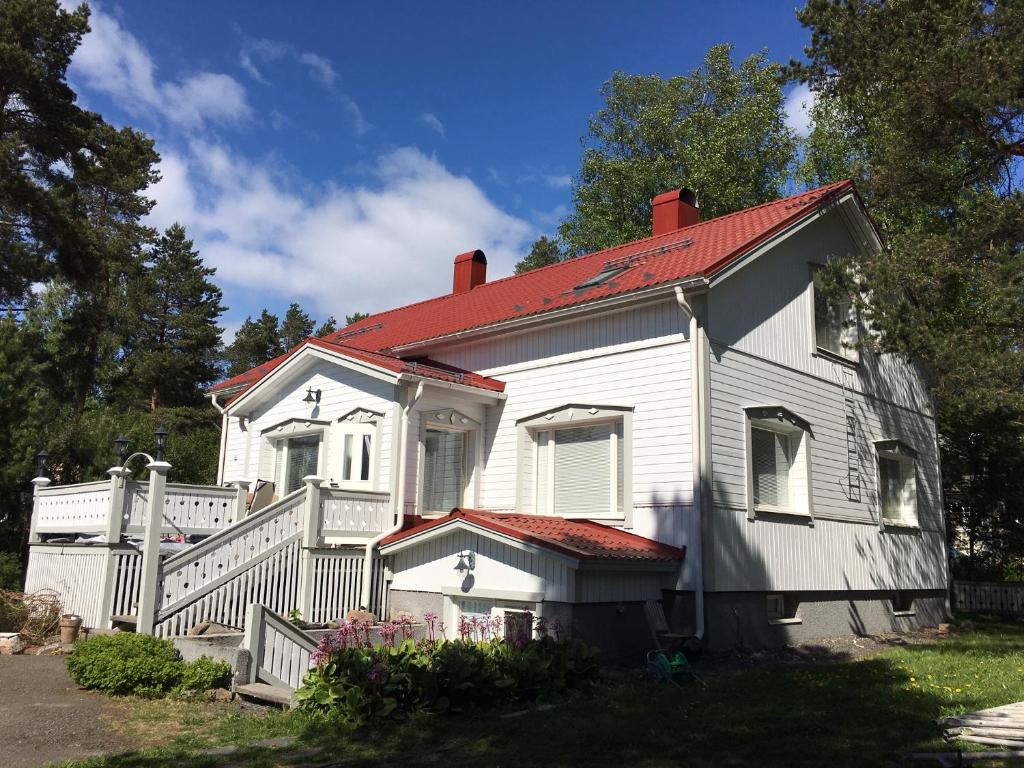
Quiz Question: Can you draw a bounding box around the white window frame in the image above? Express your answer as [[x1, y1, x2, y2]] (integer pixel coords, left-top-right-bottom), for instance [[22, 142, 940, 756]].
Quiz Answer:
[[333, 408, 384, 491], [260, 418, 329, 495], [810, 263, 860, 364], [516, 405, 634, 524], [446, 596, 537, 640], [418, 408, 479, 516], [874, 439, 918, 529], [744, 406, 814, 520]]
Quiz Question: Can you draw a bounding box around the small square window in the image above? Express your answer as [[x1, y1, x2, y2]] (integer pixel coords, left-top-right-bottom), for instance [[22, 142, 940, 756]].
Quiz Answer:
[[813, 266, 859, 362], [766, 594, 800, 623], [745, 408, 811, 517]]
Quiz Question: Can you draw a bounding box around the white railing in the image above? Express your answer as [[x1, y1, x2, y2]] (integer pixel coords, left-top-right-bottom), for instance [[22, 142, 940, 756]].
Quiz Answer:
[[157, 489, 306, 617], [124, 481, 238, 535], [34, 482, 112, 534], [23, 545, 109, 626], [953, 580, 1024, 616], [307, 550, 388, 623], [320, 488, 392, 539], [109, 549, 143, 619], [156, 538, 303, 637], [244, 603, 317, 694]]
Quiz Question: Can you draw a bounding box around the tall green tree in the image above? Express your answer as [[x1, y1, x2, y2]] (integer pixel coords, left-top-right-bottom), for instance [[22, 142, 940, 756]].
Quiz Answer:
[[790, 0, 1024, 576], [560, 44, 797, 255], [345, 311, 369, 326], [280, 302, 314, 349], [122, 224, 225, 411], [223, 309, 283, 377], [0, 0, 97, 304], [314, 316, 337, 336], [514, 236, 561, 274]]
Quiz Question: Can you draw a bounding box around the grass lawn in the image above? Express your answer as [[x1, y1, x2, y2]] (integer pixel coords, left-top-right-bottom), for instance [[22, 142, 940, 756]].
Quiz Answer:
[[54, 615, 1024, 768]]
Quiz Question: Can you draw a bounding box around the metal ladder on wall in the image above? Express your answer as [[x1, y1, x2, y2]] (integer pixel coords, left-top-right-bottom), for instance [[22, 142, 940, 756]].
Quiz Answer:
[[841, 366, 862, 503]]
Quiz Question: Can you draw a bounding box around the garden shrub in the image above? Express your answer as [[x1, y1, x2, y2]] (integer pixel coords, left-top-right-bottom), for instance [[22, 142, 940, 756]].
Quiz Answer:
[[66, 633, 231, 697], [296, 615, 601, 722], [0, 552, 23, 591]]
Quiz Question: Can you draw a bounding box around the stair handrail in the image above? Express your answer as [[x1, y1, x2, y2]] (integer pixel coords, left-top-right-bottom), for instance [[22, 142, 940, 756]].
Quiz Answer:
[[161, 486, 306, 573]]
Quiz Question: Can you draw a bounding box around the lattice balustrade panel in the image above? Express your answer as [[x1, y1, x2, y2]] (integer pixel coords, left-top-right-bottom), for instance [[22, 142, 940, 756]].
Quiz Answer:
[[35, 482, 112, 533]]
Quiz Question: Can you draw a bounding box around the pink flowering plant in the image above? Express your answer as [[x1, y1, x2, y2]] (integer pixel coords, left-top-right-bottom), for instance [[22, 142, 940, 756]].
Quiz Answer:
[[296, 611, 600, 722]]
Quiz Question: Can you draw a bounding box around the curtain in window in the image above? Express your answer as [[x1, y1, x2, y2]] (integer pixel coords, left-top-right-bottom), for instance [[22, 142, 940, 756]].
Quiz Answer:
[[879, 456, 904, 521], [553, 424, 614, 517], [285, 435, 320, 494], [752, 427, 792, 508], [424, 429, 465, 511]]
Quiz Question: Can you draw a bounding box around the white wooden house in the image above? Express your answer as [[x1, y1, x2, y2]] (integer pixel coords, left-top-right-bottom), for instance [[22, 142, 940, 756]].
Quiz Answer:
[[24, 180, 949, 660]]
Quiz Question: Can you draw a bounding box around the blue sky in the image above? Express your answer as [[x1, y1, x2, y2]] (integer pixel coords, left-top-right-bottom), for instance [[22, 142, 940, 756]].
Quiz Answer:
[[65, 1, 815, 341]]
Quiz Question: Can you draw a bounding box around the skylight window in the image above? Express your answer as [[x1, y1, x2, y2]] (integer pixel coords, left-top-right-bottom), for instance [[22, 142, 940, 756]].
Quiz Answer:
[[575, 265, 628, 290]]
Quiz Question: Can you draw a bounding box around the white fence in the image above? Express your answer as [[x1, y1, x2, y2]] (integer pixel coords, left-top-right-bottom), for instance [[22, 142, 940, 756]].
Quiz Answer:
[[124, 482, 239, 535], [244, 603, 316, 694], [320, 488, 391, 540], [952, 580, 1024, 616], [34, 482, 112, 535], [23, 546, 109, 626], [109, 549, 143, 619], [308, 550, 388, 623]]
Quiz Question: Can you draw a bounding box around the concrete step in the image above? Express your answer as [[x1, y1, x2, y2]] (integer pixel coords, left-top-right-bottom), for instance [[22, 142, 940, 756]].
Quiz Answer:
[[235, 682, 294, 708]]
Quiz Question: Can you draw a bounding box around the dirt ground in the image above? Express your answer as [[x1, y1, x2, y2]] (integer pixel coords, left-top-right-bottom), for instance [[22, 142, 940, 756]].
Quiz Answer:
[[0, 654, 128, 768]]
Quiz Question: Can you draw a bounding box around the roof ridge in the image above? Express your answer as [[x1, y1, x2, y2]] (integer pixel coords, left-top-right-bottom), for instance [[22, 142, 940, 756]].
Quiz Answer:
[[329, 180, 852, 344]]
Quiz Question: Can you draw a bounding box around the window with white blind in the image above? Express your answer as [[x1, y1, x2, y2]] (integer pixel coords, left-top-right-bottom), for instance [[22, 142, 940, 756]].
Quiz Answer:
[[338, 423, 375, 488], [812, 266, 859, 362], [535, 421, 624, 518], [876, 441, 917, 526], [282, 434, 321, 494], [423, 428, 467, 513], [745, 407, 812, 518]]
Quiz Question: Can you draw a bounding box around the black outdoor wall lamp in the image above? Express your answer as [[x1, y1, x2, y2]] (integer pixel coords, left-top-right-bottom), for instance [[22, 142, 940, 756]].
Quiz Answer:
[[302, 387, 322, 405]]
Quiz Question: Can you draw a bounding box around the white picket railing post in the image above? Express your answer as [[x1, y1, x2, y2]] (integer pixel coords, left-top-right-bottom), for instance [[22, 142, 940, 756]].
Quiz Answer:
[[232, 480, 251, 524], [136, 459, 171, 635], [28, 476, 51, 544], [298, 476, 323, 621], [96, 466, 130, 627]]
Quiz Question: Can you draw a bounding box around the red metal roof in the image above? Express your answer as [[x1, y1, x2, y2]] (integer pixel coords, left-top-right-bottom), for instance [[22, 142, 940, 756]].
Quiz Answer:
[[212, 336, 505, 398], [212, 180, 853, 397], [379, 509, 686, 563]]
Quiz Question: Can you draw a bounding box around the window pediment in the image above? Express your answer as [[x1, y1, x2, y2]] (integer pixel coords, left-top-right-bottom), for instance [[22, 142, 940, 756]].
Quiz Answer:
[[425, 408, 479, 429], [744, 406, 812, 436], [874, 439, 917, 459], [517, 404, 633, 428], [338, 407, 384, 424], [260, 417, 330, 436]]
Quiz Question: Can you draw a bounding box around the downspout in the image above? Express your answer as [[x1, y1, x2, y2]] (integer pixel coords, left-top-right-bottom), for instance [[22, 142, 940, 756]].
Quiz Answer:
[[208, 392, 230, 485], [675, 286, 706, 642], [359, 379, 425, 610]]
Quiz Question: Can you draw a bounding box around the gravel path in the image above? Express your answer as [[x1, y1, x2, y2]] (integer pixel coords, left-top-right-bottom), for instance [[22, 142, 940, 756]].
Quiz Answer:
[[0, 654, 128, 768]]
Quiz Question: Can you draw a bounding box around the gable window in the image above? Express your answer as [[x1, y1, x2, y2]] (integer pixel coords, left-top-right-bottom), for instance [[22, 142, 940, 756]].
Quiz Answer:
[[283, 434, 320, 494], [745, 407, 813, 518], [423, 428, 466, 512], [875, 440, 917, 526], [812, 266, 859, 362], [536, 422, 624, 518]]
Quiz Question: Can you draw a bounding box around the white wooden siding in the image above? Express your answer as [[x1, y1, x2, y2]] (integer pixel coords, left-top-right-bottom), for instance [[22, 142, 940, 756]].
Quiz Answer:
[[709, 345, 941, 530], [575, 570, 664, 602], [223, 359, 396, 492], [24, 545, 108, 627], [707, 509, 947, 591], [389, 530, 576, 602], [707, 211, 932, 414], [707, 345, 946, 591]]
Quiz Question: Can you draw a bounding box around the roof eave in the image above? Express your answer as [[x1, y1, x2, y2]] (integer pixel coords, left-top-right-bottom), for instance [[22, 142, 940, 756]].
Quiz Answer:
[[388, 276, 709, 356]]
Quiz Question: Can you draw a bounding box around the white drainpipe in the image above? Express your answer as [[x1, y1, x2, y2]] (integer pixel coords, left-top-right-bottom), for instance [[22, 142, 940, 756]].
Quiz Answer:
[[675, 286, 705, 641], [208, 392, 230, 485], [359, 379, 424, 610]]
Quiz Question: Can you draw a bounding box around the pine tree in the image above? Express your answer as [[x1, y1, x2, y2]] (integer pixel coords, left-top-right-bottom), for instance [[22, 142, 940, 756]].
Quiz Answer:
[[223, 310, 283, 377], [314, 316, 337, 336], [345, 311, 369, 326], [280, 303, 315, 349], [123, 224, 225, 410], [514, 236, 562, 274]]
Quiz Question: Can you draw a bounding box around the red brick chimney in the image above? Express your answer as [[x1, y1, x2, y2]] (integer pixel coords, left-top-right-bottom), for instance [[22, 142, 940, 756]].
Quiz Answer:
[[651, 189, 699, 236], [453, 249, 487, 294]]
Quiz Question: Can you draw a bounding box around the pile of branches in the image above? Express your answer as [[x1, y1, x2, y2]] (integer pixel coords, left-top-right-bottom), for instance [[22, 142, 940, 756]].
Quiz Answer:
[[0, 588, 62, 645]]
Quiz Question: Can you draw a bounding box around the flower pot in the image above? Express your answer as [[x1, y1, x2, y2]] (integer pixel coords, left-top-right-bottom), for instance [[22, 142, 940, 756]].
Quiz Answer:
[[59, 614, 83, 645]]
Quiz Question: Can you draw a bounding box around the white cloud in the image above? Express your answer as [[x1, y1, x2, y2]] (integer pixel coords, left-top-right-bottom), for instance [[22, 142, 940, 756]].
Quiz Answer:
[[784, 83, 817, 137], [418, 112, 446, 138], [69, 3, 251, 130], [148, 145, 535, 320], [341, 95, 371, 137], [296, 52, 336, 87], [237, 30, 337, 88]]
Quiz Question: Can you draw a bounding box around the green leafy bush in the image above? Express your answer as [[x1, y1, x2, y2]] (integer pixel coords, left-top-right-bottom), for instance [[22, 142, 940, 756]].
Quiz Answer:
[[0, 552, 23, 591], [66, 633, 231, 697], [176, 655, 232, 693], [297, 630, 601, 722]]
